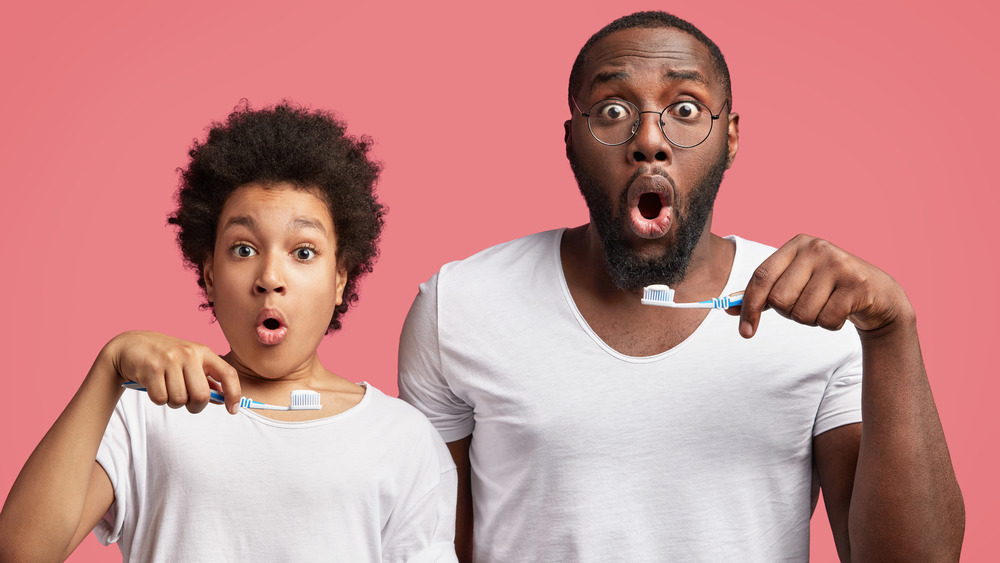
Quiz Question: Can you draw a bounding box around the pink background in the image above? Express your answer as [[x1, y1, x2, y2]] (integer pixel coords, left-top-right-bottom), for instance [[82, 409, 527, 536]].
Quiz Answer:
[[1, 1, 996, 560]]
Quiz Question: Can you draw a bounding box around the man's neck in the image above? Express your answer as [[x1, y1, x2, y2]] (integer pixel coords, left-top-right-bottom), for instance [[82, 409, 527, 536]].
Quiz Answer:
[[560, 223, 736, 356]]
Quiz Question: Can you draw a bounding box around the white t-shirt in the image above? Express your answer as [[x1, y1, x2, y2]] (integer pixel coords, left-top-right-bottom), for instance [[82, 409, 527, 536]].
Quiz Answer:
[[95, 383, 458, 562], [398, 229, 863, 562]]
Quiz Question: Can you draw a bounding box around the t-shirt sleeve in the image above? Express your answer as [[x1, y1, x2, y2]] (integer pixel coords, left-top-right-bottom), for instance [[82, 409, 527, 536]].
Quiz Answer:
[[93, 395, 136, 546], [813, 330, 864, 436], [398, 272, 475, 442], [380, 425, 459, 563]]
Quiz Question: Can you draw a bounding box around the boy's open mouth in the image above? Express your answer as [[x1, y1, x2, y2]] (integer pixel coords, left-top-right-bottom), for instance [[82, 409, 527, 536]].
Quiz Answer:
[[256, 310, 288, 346]]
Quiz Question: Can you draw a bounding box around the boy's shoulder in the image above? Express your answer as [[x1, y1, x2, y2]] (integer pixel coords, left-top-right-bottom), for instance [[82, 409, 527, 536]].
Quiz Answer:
[[362, 385, 449, 434], [360, 384, 455, 467]]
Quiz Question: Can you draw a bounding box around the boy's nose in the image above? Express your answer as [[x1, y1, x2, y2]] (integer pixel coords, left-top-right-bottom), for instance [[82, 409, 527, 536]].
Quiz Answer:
[[255, 257, 286, 294]]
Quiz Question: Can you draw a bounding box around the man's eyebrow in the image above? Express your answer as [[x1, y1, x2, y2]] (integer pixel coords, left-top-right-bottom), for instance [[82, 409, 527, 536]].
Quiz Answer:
[[665, 69, 709, 86], [591, 70, 631, 87]]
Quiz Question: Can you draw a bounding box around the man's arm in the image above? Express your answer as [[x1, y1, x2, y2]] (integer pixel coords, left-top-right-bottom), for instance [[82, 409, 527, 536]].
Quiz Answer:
[[813, 423, 861, 561], [447, 436, 474, 563], [739, 234, 964, 561]]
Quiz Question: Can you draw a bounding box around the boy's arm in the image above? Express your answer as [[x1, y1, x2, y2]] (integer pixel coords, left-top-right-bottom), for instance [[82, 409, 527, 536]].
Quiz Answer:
[[0, 352, 122, 561], [0, 331, 240, 561]]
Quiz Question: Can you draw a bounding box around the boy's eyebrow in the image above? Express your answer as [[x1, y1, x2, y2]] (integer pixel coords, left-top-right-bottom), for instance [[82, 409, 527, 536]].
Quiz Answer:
[[290, 216, 328, 233], [220, 216, 328, 234], [221, 216, 256, 232]]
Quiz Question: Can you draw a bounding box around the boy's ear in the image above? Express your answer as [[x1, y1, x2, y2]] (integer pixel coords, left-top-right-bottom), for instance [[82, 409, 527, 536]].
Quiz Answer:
[[203, 253, 216, 302], [335, 263, 348, 306]]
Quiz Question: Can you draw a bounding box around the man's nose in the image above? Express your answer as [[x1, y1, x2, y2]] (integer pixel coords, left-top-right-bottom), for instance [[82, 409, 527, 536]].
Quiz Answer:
[[255, 254, 286, 295], [629, 111, 671, 163]]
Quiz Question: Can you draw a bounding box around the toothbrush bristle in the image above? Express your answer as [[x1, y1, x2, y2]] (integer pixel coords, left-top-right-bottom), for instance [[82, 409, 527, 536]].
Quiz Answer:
[[642, 284, 675, 303], [290, 390, 322, 410]]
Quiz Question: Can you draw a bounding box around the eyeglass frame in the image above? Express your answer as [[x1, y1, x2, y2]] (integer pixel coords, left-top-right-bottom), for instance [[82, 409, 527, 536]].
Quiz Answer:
[[571, 95, 731, 148]]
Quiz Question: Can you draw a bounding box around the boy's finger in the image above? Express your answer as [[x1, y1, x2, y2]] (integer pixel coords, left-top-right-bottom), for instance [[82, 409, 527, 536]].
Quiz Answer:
[[142, 368, 169, 406], [183, 364, 212, 414], [205, 354, 241, 414], [164, 365, 189, 409]]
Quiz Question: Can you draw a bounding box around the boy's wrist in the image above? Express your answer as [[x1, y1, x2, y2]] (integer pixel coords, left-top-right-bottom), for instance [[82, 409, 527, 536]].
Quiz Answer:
[[94, 332, 132, 387]]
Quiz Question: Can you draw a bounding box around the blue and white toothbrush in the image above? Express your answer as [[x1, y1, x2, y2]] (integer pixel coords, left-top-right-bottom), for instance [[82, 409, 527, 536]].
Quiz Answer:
[[121, 381, 322, 411], [641, 284, 744, 310]]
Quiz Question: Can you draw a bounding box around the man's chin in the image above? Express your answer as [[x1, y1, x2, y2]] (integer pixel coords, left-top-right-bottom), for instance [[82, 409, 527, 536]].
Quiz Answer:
[[603, 234, 691, 290]]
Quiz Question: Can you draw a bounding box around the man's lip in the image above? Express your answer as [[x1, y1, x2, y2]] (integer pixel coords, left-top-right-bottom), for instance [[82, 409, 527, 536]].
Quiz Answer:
[[626, 173, 674, 239], [626, 173, 675, 207]]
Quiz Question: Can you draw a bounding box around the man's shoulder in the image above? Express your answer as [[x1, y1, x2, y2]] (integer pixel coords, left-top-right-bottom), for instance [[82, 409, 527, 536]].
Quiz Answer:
[[434, 229, 563, 283]]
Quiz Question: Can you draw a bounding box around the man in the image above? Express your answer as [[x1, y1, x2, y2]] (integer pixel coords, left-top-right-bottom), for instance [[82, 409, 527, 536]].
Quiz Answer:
[[399, 11, 964, 562]]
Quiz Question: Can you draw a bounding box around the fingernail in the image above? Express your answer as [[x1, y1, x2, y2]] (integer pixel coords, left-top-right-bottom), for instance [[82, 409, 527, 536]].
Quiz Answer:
[[740, 320, 753, 338]]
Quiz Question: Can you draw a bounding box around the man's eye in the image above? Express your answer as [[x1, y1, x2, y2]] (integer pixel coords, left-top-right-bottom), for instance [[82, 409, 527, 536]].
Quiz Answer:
[[294, 247, 316, 260], [233, 244, 257, 258], [596, 101, 632, 121], [668, 102, 703, 120]]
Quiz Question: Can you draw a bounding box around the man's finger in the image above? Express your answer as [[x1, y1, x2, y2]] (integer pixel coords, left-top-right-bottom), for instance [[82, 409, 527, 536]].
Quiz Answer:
[[740, 242, 799, 338]]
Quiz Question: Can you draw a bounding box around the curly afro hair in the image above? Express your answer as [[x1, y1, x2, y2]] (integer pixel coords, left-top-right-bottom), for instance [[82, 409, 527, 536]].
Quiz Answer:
[[168, 101, 386, 332]]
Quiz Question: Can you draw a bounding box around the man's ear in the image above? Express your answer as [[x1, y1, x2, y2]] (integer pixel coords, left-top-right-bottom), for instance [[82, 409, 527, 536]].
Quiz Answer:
[[203, 253, 216, 303], [725, 112, 740, 169], [564, 119, 573, 160], [334, 263, 349, 306]]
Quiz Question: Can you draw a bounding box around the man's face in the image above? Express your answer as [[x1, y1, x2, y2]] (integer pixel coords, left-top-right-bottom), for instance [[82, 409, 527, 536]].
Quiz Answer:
[[203, 183, 348, 379], [566, 26, 739, 290]]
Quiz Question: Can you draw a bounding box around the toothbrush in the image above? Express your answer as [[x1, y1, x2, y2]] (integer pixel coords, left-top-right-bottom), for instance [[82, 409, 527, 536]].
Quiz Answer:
[[641, 284, 744, 310], [121, 381, 322, 410]]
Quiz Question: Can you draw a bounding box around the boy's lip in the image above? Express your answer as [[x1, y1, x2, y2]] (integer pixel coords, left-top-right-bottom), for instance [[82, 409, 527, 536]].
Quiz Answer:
[[255, 308, 288, 346]]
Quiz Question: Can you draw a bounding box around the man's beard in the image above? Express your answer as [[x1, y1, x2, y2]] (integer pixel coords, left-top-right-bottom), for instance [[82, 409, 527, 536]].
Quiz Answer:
[[569, 149, 728, 291]]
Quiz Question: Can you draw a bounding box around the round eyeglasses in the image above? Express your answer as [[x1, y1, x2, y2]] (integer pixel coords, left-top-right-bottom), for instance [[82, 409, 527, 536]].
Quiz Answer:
[[573, 96, 729, 148]]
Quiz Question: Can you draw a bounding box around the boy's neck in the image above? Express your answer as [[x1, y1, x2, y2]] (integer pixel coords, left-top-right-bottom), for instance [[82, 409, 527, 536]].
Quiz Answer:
[[222, 351, 366, 421]]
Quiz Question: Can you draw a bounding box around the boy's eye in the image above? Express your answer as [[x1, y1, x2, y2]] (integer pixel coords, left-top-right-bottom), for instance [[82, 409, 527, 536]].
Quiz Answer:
[[233, 244, 257, 258], [294, 247, 316, 260]]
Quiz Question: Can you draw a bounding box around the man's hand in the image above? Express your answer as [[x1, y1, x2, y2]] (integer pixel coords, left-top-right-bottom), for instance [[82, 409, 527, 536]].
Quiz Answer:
[[732, 234, 964, 560], [735, 234, 912, 337], [103, 331, 241, 414]]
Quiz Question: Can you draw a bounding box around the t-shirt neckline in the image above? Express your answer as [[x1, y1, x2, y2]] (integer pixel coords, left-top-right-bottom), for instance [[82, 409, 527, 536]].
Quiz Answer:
[[553, 228, 744, 363], [239, 381, 374, 428]]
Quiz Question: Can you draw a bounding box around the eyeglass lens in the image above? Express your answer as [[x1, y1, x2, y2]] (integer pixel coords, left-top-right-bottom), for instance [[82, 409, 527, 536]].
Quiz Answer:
[[587, 99, 714, 147]]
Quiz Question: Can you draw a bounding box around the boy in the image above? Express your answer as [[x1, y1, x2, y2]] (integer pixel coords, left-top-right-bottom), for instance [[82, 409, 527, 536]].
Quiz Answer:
[[0, 102, 457, 561]]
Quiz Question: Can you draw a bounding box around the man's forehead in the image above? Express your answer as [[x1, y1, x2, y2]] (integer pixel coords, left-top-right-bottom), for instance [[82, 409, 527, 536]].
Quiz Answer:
[[581, 27, 717, 91]]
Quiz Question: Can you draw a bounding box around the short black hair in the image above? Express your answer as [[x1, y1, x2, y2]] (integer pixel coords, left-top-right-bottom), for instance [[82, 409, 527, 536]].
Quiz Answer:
[[568, 11, 732, 111], [168, 101, 386, 332]]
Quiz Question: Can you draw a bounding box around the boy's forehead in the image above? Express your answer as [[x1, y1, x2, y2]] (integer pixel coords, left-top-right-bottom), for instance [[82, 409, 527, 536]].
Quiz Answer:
[[219, 183, 335, 235]]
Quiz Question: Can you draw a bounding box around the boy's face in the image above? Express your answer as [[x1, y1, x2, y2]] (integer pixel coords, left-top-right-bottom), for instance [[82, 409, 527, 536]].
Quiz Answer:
[[202, 183, 347, 378]]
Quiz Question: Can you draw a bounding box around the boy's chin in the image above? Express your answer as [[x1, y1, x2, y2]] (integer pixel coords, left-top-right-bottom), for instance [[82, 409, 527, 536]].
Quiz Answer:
[[227, 346, 315, 381]]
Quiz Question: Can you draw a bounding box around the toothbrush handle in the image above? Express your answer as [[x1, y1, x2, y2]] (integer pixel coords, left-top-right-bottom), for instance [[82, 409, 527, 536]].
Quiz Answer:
[[238, 397, 290, 411], [121, 381, 225, 404]]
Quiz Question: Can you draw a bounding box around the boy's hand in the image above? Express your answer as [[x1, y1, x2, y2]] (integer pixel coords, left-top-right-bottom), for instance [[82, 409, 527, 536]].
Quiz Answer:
[[733, 234, 914, 338], [104, 331, 241, 414]]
